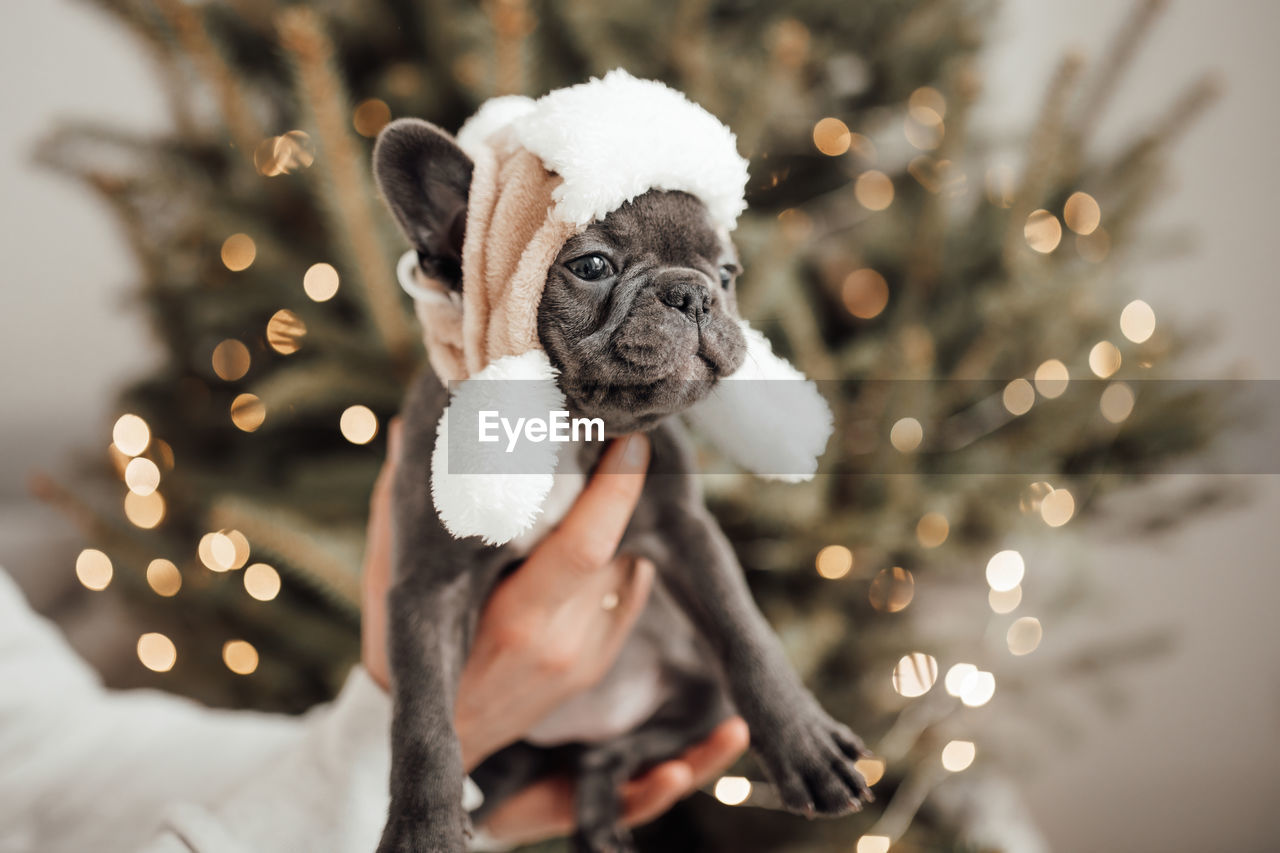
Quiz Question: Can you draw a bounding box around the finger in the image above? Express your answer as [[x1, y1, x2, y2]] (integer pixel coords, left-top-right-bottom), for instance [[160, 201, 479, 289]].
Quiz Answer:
[[586, 558, 655, 678], [478, 776, 576, 845], [522, 434, 650, 599], [680, 717, 750, 789], [620, 760, 694, 828]]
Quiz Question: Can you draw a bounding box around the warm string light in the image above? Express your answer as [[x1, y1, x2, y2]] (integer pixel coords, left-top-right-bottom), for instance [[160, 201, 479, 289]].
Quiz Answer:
[[857, 836, 891, 853], [230, 393, 266, 432], [1024, 209, 1062, 253], [812, 117, 851, 156], [889, 417, 923, 453], [892, 652, 938, 698], [340, 405, 379, 444], [124, 457, 161, 496], [1063, 191, 1101, 235], [1089, 340, 1122, 378], [842, 269, 889, 320], [112, 414, 150, 456], [266, 309, 307, 355], [1033, 359, 1069, 399], [1007, 616, 1043, 655], [254, 130, 315, 177], [941, 740, 976, 772], [75, 549, 113, 591], [815, 545, 854, 579], [125, 491, 166, 529], [1003, 378, 1034, 416], [988, 585, 1022, 614], [146, 559, 182, 597], [1040, 488, 1075, 527], [855, 170, 894, 211], [915, 512, 949, 548], [870, 566, 915, 613], [221, 233, 257, 271], [212, 339, 251, 381], [137, 632, 177, 673], [244, 562, 281, 601], [1100, 381, 1135, 423], [353, 98, 392, 138], [985, 550, 1024, 592], [222, 639, 260, 675], [303, 262, 340, 302], [1120, 299, 1156, 343], [712, 776, 751, 806]]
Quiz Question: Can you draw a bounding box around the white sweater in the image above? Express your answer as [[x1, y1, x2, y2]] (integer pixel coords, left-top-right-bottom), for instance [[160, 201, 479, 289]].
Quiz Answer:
[[0, 570, 488, 853]]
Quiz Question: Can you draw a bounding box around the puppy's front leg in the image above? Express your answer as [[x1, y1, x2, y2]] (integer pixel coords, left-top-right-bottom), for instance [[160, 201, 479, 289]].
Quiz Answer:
[[655, 505, 872, 817], [378, 573, 474, 853]]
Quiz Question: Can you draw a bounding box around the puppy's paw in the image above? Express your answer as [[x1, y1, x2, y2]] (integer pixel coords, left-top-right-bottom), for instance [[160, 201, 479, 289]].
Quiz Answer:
[[377, 808, 472, 853], [760, 712, 874, 818], [572, 822, 637, 853]]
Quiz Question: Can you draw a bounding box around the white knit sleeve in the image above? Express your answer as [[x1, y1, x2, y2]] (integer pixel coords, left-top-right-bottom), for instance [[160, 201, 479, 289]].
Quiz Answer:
[[0, 570, 501, 853]]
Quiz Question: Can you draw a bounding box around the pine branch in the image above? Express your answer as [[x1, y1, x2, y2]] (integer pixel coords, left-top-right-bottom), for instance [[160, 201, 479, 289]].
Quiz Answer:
[[277, 7, 418, 375]]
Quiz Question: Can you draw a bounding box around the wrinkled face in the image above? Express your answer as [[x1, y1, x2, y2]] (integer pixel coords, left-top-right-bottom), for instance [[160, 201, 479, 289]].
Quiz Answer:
[[538, 190, 747, 432]]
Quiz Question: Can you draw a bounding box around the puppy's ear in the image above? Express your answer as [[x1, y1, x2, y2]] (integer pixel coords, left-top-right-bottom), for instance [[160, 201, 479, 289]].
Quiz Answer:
[[374, 118, 473, 290]]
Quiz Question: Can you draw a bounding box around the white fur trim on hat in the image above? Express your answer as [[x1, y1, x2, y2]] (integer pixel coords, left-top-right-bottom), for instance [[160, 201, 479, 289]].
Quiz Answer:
[[685, 323, 833, 482], [431, 349, 566, 545], [462, 70, 750, 231], [456, 95, 537, 159]]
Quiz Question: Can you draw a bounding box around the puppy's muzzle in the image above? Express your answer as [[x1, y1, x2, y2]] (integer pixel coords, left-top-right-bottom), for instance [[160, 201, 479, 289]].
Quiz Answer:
[[658, 273, 716, 325]]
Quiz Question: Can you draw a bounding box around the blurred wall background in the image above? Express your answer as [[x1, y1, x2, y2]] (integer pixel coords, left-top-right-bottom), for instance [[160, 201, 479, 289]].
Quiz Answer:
[[0, 1, 1276, 850]]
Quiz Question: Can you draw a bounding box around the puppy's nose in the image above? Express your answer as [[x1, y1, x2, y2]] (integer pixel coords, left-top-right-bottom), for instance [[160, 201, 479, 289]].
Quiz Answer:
[[659, 278, 713, 324]]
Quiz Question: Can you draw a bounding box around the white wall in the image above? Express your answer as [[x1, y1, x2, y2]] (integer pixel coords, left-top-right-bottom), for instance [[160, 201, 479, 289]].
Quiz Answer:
[[0, 1, 1276, 849]]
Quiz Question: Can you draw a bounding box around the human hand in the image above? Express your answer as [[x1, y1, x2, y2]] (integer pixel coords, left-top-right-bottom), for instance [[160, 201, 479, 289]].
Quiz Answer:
[[360, 422, 656, 757]]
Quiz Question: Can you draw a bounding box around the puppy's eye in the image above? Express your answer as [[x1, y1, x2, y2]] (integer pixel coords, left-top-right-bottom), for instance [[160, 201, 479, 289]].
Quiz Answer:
[[718, 265, 735, 289], [565, 254, 614, 281]]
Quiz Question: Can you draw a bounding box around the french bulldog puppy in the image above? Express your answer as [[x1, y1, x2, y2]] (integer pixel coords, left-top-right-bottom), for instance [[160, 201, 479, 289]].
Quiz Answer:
[[373, 119, 871, 853]]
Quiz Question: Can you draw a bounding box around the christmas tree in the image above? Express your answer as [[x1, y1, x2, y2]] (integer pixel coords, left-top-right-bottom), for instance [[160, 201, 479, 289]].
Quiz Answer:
[[39, 0, 1227, 849]]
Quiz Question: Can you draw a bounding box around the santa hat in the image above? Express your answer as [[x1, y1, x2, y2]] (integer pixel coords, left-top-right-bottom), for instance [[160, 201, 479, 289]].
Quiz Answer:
[[394, 70, 832, 545]]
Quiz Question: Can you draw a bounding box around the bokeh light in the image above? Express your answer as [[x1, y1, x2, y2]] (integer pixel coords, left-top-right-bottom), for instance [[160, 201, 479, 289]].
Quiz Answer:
[[985, 550, 1025, 592], [1007, 616, 1043, 655], [1020, 481, 1054, 514], [137, 632, 177, 673], [892, 652, 938, 698], [1033, 359, 1069, 399], [222, 639, 259, 675], [225, 529, 251, 569], [941, 740, 976, 772], [146, 559, 182, 597], [870, 566, 915, 613], [266, 309, 307, 355], [1040, 488, 1075, 527], [1024, 209, 1062, 253], [944, 663, 977, 697], [813, 117, 851, 156], [340, 405, 379, 444], [303, 262, 340, 302], [890, 417, 923, 453], [855, 757, 885, 786], [1100, 381, 1135, 423], [989, 585, 1022, 614], [1120, 299, 1156, 343], [842, 268, 890, 319], [713, 776, 751, 806], [916, 512, 949, 548], [199, 531, 237, 572], [124, 490, 166, 529], [353, 98, 392, 137], [960, 670, 996, 707], [112, 413, 150, 457], [254, 130, 315, 176], [244, 562, 281, 601], [1003, 378, 1034, 416], [855, 170, 894, 211], [1089, 341, 1122, 378], [212, 339, 251, 381], [1063, 191, 1101, 235], [230, 393, 266, 432], [221, 233, 256, 271], [815, 545, 854, 580], [857, 836, 891, 853], [124, 457, 160, 496], [75, 548, 113, 591]]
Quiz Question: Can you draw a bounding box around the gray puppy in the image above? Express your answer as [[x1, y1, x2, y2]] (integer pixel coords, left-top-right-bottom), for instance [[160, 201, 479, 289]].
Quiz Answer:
[[372, 118, 871, 853]]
